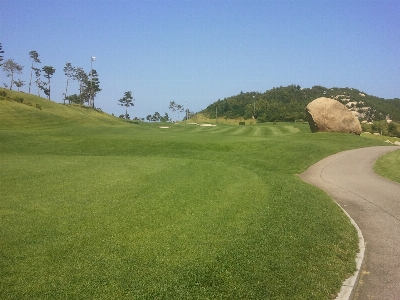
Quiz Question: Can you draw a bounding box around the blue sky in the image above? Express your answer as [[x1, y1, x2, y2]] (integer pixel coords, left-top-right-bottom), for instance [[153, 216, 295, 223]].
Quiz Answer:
[[1, 0, 399, 118]]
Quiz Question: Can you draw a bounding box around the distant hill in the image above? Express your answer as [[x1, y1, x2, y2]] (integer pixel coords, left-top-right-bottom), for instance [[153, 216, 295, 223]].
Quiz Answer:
[[0, 88, 124, 129], [201, 85, 400, 123]]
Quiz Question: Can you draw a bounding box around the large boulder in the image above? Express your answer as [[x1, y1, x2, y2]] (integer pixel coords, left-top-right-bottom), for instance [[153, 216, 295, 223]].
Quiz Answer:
[[305, 97, 362, 135]]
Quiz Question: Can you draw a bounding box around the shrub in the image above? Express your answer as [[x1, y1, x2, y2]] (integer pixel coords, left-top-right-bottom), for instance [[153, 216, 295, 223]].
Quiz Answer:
[[13, 97, 24, 103], [388, 122, 398, 137], [371, 123, 378, 132], [239, 122, 245, 125], [35, 104, 42, 110]]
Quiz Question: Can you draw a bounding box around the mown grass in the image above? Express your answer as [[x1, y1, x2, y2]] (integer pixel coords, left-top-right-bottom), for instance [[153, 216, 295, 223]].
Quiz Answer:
[[187, 113, 257, 125], [374, 149, 400, 183], [0, 90, 387, 299]]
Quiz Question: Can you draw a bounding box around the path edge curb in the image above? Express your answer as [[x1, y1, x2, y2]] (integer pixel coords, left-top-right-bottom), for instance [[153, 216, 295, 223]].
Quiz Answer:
[[335, 203, 365, 300]]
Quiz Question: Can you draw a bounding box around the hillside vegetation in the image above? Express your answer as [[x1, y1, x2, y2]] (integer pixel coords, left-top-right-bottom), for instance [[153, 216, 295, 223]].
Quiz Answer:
[[201, 85, 400, 123]]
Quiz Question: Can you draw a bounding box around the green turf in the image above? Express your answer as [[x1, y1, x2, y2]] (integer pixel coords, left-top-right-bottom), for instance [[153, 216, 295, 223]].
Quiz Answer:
[[0, 89, 387, 299], [374, 149, 400, 183]]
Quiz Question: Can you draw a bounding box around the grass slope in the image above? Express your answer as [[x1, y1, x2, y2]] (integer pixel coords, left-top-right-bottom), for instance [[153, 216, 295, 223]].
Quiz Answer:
[[374, 149, 400, 183], [0, 88, 124, 129], [0, 90, 388, 299]]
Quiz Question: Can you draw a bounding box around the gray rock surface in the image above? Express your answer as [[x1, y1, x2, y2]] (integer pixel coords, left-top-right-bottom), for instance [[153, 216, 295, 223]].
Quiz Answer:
[[306, 97, 362, 135]]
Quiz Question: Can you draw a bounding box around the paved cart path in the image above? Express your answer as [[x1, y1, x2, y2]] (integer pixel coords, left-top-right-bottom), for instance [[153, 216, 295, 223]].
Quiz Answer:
[[299, 146, 400, 300]]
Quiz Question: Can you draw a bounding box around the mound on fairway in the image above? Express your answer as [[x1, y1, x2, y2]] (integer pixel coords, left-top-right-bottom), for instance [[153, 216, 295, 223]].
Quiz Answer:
[[0, 88, 124, 129]]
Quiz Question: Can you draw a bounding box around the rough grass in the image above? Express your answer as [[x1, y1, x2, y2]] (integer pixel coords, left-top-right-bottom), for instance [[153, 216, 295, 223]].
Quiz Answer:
[[0, 90, 387, 299], [360, 132, 400, 144], [374, 149, 400, 183], [0, 88, 122, 129]]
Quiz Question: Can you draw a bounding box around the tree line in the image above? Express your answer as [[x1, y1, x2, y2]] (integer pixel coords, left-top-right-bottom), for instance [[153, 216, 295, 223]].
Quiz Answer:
[[1, 42, 190, 121], [0, 43, 101, 107], [63, 61, 100, 107], [117, 96, 192, 123], [147, 101, 192, 122]]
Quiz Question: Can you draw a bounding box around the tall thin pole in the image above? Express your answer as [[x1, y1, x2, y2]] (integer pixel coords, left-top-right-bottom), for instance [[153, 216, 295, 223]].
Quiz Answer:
[[91, 56, 95, 107], [91, 57, 93, 107], [64, 78, 69, 105], [253, 95, 255, 118]]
